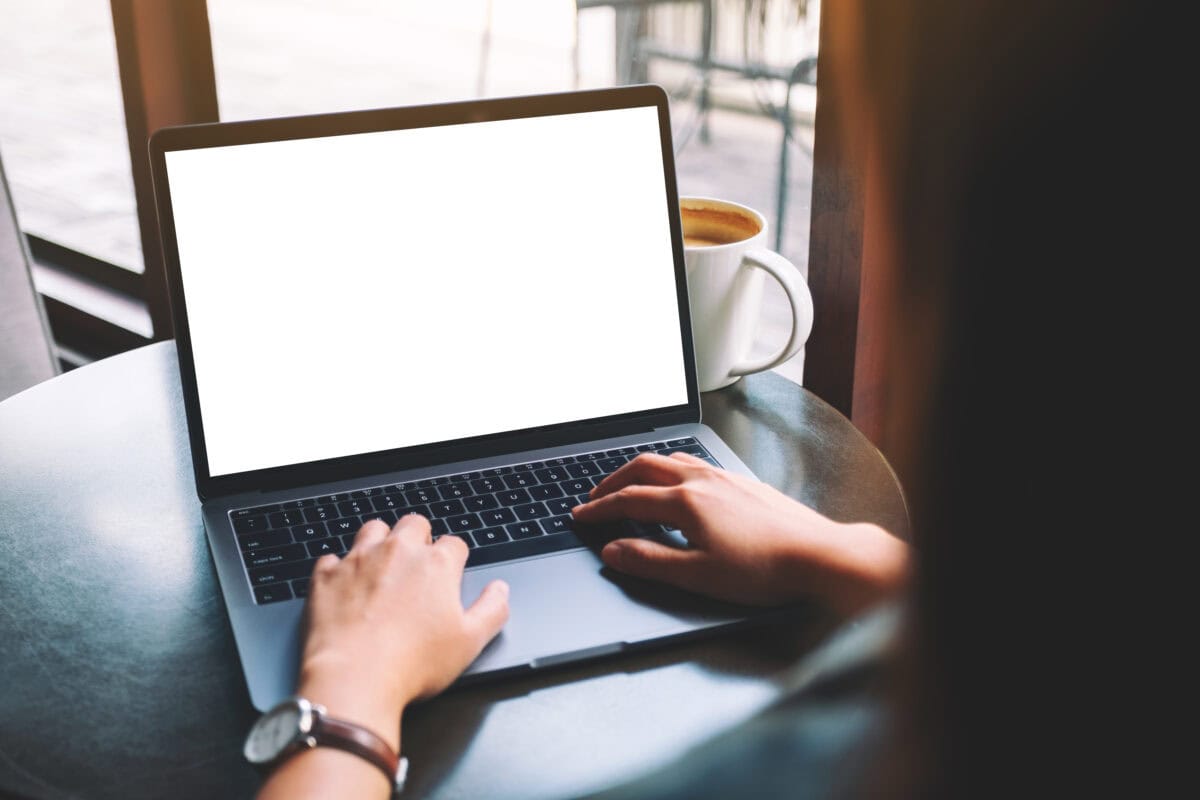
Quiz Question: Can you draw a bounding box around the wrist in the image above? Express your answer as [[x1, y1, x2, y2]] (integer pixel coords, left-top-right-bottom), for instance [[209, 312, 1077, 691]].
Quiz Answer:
[[296, 661, 408, 753]]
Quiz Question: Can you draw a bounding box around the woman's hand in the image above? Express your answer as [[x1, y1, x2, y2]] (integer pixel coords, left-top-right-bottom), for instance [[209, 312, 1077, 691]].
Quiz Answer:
[[296, 515, 510, 751], [572, 452, 907, 617]]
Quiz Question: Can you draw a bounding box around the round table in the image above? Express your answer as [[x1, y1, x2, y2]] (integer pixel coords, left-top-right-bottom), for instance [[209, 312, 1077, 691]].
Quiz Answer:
[[0, 341, 907, 800]]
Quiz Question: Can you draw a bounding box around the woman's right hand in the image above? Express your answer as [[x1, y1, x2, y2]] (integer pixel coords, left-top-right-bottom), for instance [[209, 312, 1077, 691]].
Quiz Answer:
[[571, 452, 907, 617]]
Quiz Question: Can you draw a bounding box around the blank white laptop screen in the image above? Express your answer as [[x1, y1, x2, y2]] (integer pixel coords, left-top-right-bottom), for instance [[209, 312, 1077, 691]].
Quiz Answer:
[[164, 106, 689, 477]]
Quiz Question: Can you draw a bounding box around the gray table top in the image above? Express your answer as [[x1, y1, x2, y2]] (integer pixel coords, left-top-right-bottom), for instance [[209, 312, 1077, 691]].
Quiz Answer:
[[0, 341, 907, 800]]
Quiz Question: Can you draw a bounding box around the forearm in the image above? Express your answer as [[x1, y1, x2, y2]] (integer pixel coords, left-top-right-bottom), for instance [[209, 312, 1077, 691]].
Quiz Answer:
[[779, 521, 909, 618]]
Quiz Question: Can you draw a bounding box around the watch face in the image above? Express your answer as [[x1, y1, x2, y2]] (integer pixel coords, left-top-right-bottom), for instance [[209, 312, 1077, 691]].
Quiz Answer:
[[244, 700, 305, 764]]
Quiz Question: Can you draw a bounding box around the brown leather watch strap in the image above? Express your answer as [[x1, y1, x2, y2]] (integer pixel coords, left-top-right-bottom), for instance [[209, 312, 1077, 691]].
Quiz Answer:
[[311, 713, 400, 785]]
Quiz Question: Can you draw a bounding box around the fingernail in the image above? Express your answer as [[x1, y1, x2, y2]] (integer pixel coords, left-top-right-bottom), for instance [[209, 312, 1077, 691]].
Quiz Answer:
[[602, 541, 623, 562]]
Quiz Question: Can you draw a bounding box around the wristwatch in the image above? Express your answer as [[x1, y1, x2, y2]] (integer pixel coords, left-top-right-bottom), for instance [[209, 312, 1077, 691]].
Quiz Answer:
[[244, 696, 408, 794]]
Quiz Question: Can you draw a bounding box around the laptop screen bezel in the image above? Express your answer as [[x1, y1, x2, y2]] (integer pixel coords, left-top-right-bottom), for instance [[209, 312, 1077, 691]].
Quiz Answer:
[[149, 85, 701, 501]]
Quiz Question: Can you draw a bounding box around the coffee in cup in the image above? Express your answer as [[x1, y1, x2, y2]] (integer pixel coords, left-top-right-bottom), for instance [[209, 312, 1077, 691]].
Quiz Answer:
[[680, 197, 813, 392]]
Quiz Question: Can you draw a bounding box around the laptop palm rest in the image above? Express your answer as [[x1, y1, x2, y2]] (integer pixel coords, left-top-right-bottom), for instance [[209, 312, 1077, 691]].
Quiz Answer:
[[461, 548, 749, 678]]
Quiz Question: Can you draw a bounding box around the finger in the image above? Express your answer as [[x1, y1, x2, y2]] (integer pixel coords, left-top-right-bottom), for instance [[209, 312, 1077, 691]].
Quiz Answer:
[[313, 553, 340, 575], [601, 538, 711, 595], [392, 513, 433, 545], [434, 531, 470, 566], [352, 518, 390, 550], [573, 484, 692, 529], [462, 580, 510, 652], [668, 451, 711, 467], [590, 453, 690, 501]]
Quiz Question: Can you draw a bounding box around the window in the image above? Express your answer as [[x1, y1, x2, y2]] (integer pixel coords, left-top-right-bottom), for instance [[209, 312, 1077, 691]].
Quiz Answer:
[[0, 0, 143, 273], [206, 0, 817, 383]]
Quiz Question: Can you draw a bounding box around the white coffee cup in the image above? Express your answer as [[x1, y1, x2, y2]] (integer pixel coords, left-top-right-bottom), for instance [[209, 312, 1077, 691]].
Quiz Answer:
[[681, 196, 814, 392]]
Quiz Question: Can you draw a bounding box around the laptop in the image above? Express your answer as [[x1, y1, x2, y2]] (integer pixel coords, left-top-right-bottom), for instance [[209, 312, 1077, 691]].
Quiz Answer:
[[149, 85, 766, 711]]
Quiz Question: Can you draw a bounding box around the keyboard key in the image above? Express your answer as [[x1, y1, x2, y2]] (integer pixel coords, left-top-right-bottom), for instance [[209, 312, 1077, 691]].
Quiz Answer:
[[566, 462, 602, 479], [512, 462, 535, 472], [481, 508, 517, 526], [405, 488, 438, 505], [290, 522, 328, 541], [233, 515, 270, 535], [282, 498, 316, 509], [438, 482, 474, 500], [238, 529, 292, 551], [327, 516, 361, 535], [543, 456, 574, 466], [249, 558, 317, 586], [351, 487, 381, 498], [235, 504, 279, 517], [513, 502, 550, 520], [243, 543, 308, 569], [542, 515, 575, 534], [268, 510, 304, 528], [560, 478, 594, 495], [463, 494, 499, 512], [503, 473, 538, 489], [303, 505, 339, 523], [650, 441, 668, 450], [576, 452, 605, 461], [449, 471, 480, 482], [254, 582, 293, 604], [372, 494, 404, 511], [545, 497, 575, 515], [466, 528, 584, 568], [415, 476, 450, 487], [291, 579, 310, 599], [636, 444, 656, 452], [443, 532, 476, 548], [606, 447, 637, 457], [473, 527, 511, 546], [362, 510, 398, 526], [482, 466, 514, 477], [535, 467, 570, 483], [337, 499, 371, 516], [667, 438, 696, 447], [575, 494, 591, 506], [340, 534, 357, 551], [528, 483, 564, 501], [470, 477, 503, 494], [446, 512, 483, 532], [505, 521, 543, 540], [397, 504, 431, 520], [661, 445, 706, 457], [497, 488, 532, 506], [431, 519, 449, 536], [317, 493, 351, 504], [597, 457, 628, 473], [306, 538, 345, 558], [429, 499, 466, 518]]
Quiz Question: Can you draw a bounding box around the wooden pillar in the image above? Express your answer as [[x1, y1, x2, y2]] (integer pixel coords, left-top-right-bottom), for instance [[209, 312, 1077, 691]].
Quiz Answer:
[[803, 2, 885, 445], [111, 0, 219, 341]]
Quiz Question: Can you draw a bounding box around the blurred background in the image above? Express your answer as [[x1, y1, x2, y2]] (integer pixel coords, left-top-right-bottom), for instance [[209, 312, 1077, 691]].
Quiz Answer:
[[1, 0, 819, 382]]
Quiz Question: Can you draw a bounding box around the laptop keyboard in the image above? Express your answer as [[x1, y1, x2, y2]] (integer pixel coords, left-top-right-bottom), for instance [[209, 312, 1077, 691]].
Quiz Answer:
[[231, 437, 719, 604]]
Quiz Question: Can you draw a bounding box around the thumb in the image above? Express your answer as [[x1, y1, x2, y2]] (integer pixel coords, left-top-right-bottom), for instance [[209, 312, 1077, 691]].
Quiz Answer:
[[463, 579, 510, 652], [601, 538, 710, 594]]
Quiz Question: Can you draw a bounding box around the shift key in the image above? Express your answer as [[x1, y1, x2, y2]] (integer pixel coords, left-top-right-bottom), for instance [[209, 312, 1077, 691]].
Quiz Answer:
[[249, 558, 317, 586]]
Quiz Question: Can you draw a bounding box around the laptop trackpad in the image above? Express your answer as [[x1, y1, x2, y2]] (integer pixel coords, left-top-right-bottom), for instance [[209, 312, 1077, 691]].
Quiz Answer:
[[459, 548, 749, 677]]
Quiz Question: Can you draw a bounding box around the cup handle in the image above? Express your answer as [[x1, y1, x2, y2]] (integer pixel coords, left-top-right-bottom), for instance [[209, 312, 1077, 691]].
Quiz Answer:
[[729, 248, 814, 377]]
